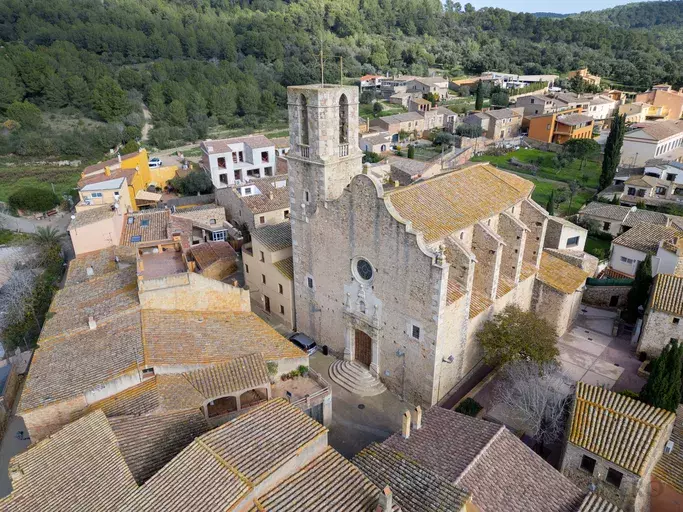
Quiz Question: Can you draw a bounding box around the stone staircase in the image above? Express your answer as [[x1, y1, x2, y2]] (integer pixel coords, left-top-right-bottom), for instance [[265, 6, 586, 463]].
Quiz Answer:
[[328, 360, 387, 396]]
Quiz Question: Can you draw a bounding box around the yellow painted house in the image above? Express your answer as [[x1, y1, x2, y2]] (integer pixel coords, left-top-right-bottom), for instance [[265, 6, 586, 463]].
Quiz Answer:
[[76, 149, 177, 212]]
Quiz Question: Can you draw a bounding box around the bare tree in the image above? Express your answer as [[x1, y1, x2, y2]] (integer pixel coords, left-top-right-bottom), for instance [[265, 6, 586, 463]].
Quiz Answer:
[[494, 361, 570, 453], [2, 269, 40, 331]]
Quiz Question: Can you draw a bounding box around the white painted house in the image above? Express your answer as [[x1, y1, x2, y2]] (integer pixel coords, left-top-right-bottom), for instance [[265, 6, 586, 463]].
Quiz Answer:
[[200, 135, 277, 189], [620, 120, 683, 167], [609, 224, 682, 277]]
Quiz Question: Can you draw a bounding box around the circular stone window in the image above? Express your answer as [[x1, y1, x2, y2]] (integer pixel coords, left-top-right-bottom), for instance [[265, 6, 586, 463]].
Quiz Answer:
[[354, 258, 374, 282]]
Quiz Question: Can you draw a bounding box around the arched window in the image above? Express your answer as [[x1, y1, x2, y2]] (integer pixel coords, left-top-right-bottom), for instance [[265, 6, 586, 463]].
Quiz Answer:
[[339, 94, 349, 144], [300, 94, 309, 145]]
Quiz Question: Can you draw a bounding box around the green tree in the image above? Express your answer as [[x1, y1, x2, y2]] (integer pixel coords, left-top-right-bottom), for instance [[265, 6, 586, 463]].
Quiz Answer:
[[599, 113, 626, 191], [260, 90, 278, 119], [474, 81, 484, 110], [92, 77, 130, 121], [490, 91, 509, 107], [8, 187, 59, 212], [167, 100, 188, 127], [564, 138, 600, 171], [169, 170, 213, 195], [372, 101, 384, 117], [626, 254, 652, 322], [477, 305, 559, 367], [121, 139, 140, 154], [209, 85, 237, 125], [6, 101, 42, 129], [407, 144, 415, 159], [546, 189, 555, 215], [33, 226, 65, 248], [640, 339, 683, 412]]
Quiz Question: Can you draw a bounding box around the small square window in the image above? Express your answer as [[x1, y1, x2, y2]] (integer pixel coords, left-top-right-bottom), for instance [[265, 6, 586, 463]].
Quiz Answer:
[[260, 216, 265, 224], [606, 468, 623, 488], [603, 222, 611, 230], [261, 274, 266, 284], [580, 455, 596, 474], [278, 283, 283, 294], [284, 210, 290, 219], [411, 325, 420, 340], [209, 219, 217, 225], [673, 318, 680, 324], [280, 305, 285, 315]]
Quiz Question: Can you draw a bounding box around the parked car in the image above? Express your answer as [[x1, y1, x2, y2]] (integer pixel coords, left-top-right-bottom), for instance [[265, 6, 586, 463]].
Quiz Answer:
[[288, 333, 318, 355], [149, 157, 162, 169]]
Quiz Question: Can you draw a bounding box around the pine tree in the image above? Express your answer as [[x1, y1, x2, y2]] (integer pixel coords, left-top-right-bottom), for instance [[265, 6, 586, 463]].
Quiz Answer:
[[474, 81, 484, 111], [407, 144, 415, 159], [599, 113, 626, 191], [626, 254, 652, 322], [546, 189, 555, 215], [640, 339, 683, 412]]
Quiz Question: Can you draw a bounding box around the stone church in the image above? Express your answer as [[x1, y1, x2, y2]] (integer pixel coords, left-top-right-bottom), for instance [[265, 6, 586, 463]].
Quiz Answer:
[[286, 84, 589, 406]]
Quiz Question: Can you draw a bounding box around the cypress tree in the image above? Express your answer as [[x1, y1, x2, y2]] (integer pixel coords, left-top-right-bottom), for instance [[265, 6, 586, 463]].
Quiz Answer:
[[599, 113, 626, 191], [474, 81, 483, 111], [546, 189, 555, 215], [407, 144, 415, 159], [640, 339, 683, 412], [626, 254, 652, 322]]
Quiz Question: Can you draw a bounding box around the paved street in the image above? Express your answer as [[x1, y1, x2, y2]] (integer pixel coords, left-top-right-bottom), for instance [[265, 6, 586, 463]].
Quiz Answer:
[[0, 380, 31, 498]]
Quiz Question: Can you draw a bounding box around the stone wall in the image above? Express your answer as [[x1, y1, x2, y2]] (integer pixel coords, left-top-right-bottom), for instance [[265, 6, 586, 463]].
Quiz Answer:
[[471, 222, 504, 299], [201, 258, 238, 282], [21, 394, 88, 442], [583, 285, 629, 309], [532, 281, 582, 337], [520, 199, 548, 268], [498, 212, 527, 283], [637, 309, 683, 358]]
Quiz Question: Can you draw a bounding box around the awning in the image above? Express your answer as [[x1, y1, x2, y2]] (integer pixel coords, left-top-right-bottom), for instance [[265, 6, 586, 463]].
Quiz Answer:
[[135, 190, 162, 202]]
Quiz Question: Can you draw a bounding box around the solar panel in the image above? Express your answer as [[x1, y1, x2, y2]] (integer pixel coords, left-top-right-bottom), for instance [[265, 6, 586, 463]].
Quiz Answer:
[[130, 235, 142, 243], [141, 219, 150, 227]]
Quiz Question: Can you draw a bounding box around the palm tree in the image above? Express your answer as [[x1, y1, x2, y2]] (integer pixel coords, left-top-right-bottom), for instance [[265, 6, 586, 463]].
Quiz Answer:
[[33, 226, 65, 247]]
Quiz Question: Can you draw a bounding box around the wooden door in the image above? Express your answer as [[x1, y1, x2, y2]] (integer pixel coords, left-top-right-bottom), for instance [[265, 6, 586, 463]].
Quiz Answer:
[[355, 330, 372, 367], [264, 295, 271, 313]]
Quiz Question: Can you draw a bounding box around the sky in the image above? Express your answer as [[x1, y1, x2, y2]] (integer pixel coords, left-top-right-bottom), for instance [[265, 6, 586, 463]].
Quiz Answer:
[[467, 0, 658, 14]]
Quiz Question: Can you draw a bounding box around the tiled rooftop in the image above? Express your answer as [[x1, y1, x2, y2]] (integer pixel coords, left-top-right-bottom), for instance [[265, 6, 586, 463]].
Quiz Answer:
[[383, 407, 585, 512], [141, 309, 305, 366], [0, 411, 137, 511], [274, 256, 294, 280], [173, 205, 226, 230], [64, 247, 135, 286], [19, 309, 144, 412], [537, 251, 589, 295], [612, 223, 679, 253], [200, 134, 274, 154], [251, 221, 292, 252], [78, 166, 137, 189], [354, 442, 471, 512], [650, 273, 683, 316], [109, 409, 209, 484], [183, 353, 269, 399], [568, 382, 675, 475], [120, 210, 171, 246], [190, 241, 237, 270], [69, 205, 117, 229], [578, 493, 622, 512], [386, 163, 534, 244], [238, 175, 290, 214], [653, 406, 683, 494], [631, 120, 683, 141]]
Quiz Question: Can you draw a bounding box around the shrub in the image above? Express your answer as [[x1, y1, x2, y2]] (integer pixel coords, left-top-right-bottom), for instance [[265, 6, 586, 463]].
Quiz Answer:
[[455, 397, 482, 417], [455, 124, 482, 138], [297, 365, 309, 376], [266, 361, 278, 376], [168, 171, 213, 196], [8, 187, 59, 212]]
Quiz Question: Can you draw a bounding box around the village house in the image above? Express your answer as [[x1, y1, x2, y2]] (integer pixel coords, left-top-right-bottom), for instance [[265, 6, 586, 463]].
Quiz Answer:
[[463, 108, 523, 141], [76, 149, 174, 212], [635, 84, 683, 121], [478, 71, 558, 90], [637, 273, 683, 357], [380, 75, 419, 99], [568, 68, 602, 87], [618, 174, 683, 208], [515, 91, 592, 117], [608, 223, 682, 277], [286, 84, 590, 407], [359, 73, 384, 93], [618, 102, 666, 124], [3, 399, 391, 511], [406, 77, 449, 100], [577, 202, 671, 237], [215, 174, 290, 230], [242, 222, 295, 330], [354, 405, 618, 512], [561, 382, 676, 511], [526, 110, 595, 144], [200, 134, 277, 189], [369, 112, 425, 142], [385, 155, 442, 186], [544, 216, 588, 252], [619, 120, 683, 167]]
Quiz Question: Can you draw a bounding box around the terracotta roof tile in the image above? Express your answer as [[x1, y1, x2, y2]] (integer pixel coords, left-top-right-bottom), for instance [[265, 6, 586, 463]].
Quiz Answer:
[[238, 175, 290, 215], [650, 273, 683, 316], [653, 406, 683, 493], [256, 447, 380, 511], [568, 382, 675, 475], [633, 120, 683, 141], [190, 241, 237, 270], [64, 247, 135, 286], [469, 289, 493, 318], [612, 223, 680, 253], [447, 277, 466, 305], [120, 210, 171, 246], [69, 206, 117, 229], [141, 309, 305, 366], [78, 167, 137, 189], [183, 354, 269, 400], [72, 378, 161, 421], [537, 251, 589, 294], [274, 256, 294, 280], [578, 493, 622, 512], [386, 164, 534, 244], [0, 411, 136, 511], [251, 221, 292, 252], [172, 205, 226, 230], [354, 442, 470, 512], [109, 410, 210, 484]]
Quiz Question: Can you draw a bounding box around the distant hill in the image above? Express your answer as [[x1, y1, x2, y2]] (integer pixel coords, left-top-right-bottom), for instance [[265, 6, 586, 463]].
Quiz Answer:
[[532, 12, 570, 18], [572, 0, 683, 28]]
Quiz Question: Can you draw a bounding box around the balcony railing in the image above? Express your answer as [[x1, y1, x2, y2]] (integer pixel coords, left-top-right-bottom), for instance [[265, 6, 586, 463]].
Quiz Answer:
[[298, 144, 310, 158], [339, 143, 349, 157]]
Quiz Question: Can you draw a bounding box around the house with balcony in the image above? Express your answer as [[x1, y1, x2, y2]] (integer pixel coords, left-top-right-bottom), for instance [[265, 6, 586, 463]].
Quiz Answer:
[[242, 222, 295, 330], [635, 84, 683, 121], [200, 135, 277, 189], [620, 120, 683, 167], [216, 175, 290, 230], [527, 109, 595, 144]]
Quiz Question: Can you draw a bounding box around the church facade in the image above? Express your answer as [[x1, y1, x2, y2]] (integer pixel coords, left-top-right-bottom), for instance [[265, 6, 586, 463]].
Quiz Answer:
[[286, 84, 588, 406]]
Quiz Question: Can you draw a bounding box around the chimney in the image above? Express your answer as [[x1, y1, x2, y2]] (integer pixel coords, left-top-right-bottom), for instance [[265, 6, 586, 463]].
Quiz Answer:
[[269, 191, 274, 200], [402, 410, 411, 439], [104, 166, 111, 177], [377, 486, 393, 512], [88, 316, 97, 330], [117, 153, 122, 162], [414, 405, 422, 430]]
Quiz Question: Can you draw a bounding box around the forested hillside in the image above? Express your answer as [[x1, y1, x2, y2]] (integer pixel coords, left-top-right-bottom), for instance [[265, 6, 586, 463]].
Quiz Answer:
[[0, 0, 682, 159]]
